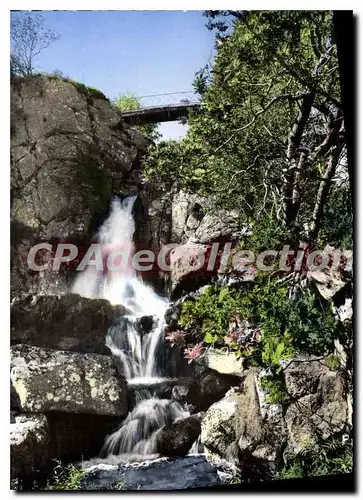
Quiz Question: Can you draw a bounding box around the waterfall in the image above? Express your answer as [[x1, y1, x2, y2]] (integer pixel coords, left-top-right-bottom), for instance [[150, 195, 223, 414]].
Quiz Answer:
[[72, 195, 169, 380], [72, 195, 187, 459]]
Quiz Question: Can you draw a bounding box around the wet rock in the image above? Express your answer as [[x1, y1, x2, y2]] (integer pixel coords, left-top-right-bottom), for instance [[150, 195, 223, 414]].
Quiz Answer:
[[11, 294, 125, 355], [171, 384, 190, 403], [46, 412, 122, 464], [11, 344, 127, 416], [11, 413, 49, 483], [188, 371, 242, 412], [135, 315, 158, 335], [128, 378, 179, 407], [79, 454, 222, 490], [156, 413, 204, 457]]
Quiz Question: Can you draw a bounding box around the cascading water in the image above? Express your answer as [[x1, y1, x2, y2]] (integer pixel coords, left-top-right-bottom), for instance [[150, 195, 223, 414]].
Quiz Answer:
[[72, 195, 188, 460]]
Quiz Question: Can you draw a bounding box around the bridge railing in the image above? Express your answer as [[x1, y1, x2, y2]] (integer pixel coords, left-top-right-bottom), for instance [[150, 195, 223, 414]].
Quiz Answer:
[[135, 91, 200, 110]]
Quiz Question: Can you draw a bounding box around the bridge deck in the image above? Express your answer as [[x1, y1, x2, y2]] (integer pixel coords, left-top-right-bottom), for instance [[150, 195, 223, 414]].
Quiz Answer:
[[121, 102, 200, 125]]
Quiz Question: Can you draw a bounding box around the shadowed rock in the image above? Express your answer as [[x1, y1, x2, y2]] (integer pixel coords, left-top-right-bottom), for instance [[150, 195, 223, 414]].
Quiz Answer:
[[11, 293, 125, 355]]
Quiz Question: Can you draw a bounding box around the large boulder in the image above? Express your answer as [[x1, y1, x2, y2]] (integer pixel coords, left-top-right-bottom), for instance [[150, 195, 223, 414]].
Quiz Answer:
[[10, 344, 127, 416], [138, 187, 249, 294], [171, 369, 242, 413], [11, 414, 49, 486], [169, 242, 211, 295], [11, 293, 125, 355], [200, 391, 238, 461], [307, 245, 353, 302], [11, 75, 148, 297], [201, 373, 287, 480], [201, 361, 351, 477]]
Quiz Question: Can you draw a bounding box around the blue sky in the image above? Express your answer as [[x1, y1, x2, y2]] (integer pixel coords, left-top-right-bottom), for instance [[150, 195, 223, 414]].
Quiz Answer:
[[13, 10, 215, 140]]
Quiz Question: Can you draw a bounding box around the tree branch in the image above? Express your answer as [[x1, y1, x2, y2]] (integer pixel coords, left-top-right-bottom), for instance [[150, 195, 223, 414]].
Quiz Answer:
[[213, 93, 310, 155]]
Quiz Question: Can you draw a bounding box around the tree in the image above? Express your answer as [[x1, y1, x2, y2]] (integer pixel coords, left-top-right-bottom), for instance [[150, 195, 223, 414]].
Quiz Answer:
[[143, 11, 349, 247], [115, 92, 160, 141], [11, 12, 59, 77]]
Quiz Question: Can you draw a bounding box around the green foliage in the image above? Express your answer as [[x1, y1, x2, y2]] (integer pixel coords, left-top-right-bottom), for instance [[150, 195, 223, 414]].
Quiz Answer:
[[179, 276, 343, 378], [260, 374, 290, 404], [179, 286, 246, 345], [45, 73, 108, 101], [325, 354, 342, 371], [116, 481, 125, 490], [247, 213, 291, 253], [47, 463, 85, 491], [261, 336, 295, 374], [114, 92, 160, 141], [69, 80, 107, 101], [279, 438, 353, 479]]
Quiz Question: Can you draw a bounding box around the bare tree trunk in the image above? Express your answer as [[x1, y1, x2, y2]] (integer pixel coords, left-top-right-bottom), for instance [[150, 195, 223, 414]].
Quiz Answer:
[[309, 140, 344, 240], [283, 92, 315, 226]]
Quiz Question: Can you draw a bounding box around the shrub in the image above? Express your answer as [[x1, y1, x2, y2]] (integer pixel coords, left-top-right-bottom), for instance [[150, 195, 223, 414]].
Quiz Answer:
[[279, 437, 353, 479], [179, 275, 345, 377]]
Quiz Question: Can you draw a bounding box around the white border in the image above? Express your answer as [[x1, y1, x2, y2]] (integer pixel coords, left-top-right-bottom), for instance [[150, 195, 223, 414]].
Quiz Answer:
[[2, 4, 361, 498]]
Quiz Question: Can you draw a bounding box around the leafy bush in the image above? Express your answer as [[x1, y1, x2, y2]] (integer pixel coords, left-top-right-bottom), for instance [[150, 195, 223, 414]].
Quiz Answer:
[[179, 276, 344, 377], [179, 286, 249, 346]]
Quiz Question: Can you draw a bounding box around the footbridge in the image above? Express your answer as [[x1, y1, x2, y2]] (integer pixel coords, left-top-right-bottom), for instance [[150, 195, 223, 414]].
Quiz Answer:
[[120, 91, 201, 125]]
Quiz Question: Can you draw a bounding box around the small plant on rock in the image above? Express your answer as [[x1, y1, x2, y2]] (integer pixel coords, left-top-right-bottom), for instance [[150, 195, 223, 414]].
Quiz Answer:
[[46, 462, 85, 491], [184, 343, 204, 363], [165, 329, 187, 348]]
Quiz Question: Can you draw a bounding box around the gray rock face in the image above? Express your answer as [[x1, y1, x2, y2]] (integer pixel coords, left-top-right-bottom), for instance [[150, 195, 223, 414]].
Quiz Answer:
[[201, 393, 238, 461], [284, 359, 348, 454], [11, 293, 125, 355], [138, 187, 249, 293], [11, 75, 148, 297], [80, 455, 222, 490], [11, 344, 127, 416], [10, 413, 49, 482], [284, 357, 325, 399], [201, 362, 350, 476]]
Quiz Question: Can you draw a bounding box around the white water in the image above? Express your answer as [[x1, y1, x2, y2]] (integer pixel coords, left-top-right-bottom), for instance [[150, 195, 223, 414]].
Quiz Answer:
[[72, 196, 169, 379], [72, 195, 187, 458]]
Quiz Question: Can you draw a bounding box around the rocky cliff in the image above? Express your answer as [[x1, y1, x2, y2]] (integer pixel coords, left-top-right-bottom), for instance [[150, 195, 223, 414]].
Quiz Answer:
[[11, 75, 149, 297]]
